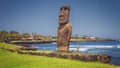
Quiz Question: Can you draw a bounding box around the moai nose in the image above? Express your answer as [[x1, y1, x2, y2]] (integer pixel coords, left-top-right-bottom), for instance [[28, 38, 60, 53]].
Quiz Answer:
[[59, 10, 64, 17]]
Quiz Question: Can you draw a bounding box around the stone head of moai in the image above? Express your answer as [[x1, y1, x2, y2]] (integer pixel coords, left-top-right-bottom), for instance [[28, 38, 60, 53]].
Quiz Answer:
[[59, 5, 70, 25]]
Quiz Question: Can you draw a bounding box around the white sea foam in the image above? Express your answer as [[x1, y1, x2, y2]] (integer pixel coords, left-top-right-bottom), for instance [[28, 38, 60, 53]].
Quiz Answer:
[[52, 42, 57, 44], [69, 48, 88, 51], [83, 46, 113, 48], [69, 48, 77, 50], [70, 45, 114, 48], [69, 45, 76, 47], [117, 46, 120, 48], [80, 48, 88, 51]]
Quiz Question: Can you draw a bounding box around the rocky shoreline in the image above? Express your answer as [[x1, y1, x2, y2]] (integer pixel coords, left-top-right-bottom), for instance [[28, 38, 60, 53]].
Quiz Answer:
[[11, 41, 52, 44], [10, 40, 116, 45]]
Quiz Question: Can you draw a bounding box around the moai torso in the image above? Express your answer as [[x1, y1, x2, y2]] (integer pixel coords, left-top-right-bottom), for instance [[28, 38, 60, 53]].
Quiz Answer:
[[57, 5, 72, 52]]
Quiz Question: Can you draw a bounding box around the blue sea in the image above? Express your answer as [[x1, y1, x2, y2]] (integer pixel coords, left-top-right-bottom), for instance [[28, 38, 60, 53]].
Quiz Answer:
[[31, 41, 120, 66]]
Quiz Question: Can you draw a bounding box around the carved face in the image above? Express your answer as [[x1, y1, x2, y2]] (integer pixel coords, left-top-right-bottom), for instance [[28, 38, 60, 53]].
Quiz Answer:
[[59, 6, 70, 25]]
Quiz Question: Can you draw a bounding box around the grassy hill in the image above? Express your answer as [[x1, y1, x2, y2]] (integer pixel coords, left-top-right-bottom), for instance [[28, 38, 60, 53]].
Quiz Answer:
[[0, 42, 120, 68]]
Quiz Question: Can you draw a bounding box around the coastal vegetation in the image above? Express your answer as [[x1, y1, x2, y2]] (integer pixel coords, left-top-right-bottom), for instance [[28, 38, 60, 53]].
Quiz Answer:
[[53, 35, 113, 42], [0, 42, 120, 68], [0, 42, 22, 51], [0, 30, 52, 43], [0, 30, 114, 44]]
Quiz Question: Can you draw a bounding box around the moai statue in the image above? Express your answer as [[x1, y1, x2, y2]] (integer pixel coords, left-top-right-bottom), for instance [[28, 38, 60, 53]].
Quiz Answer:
[[57, 5, 72, 52]]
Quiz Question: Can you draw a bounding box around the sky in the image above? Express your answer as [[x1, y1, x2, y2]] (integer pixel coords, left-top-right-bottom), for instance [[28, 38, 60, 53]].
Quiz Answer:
[[0, 0, 120, 39]]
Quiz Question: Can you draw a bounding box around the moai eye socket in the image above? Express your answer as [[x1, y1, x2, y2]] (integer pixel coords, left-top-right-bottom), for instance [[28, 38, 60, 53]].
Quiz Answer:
[[64, 7, 68, 10], [60, 5, 70, 11]]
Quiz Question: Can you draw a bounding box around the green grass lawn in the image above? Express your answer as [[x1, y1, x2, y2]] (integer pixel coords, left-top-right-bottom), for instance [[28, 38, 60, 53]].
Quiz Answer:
[[0, 42, 22, 51], [0, 42, 120, 68]]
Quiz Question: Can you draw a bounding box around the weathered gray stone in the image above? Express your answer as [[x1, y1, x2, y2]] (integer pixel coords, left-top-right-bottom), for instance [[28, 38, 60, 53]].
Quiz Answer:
[[57, 5, 72, 52]]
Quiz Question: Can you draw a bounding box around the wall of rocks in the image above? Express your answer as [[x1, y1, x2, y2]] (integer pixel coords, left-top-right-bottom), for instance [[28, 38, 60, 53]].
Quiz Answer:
[[17, 51, 111, 64]]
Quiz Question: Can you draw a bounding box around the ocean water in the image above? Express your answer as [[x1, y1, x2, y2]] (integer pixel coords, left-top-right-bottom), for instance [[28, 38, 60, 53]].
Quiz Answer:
[[31, 41, 120, 66]]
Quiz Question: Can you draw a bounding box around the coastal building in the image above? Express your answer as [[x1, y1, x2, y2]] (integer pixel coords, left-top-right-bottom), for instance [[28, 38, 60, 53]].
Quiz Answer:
[[85, 36, 96, 40], [27, 35, 34, 40]]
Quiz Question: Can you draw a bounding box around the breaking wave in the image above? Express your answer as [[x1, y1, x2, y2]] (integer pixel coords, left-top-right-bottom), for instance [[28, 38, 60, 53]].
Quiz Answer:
[[69, 48, 88, 51], [69, 45, 120, 48]]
